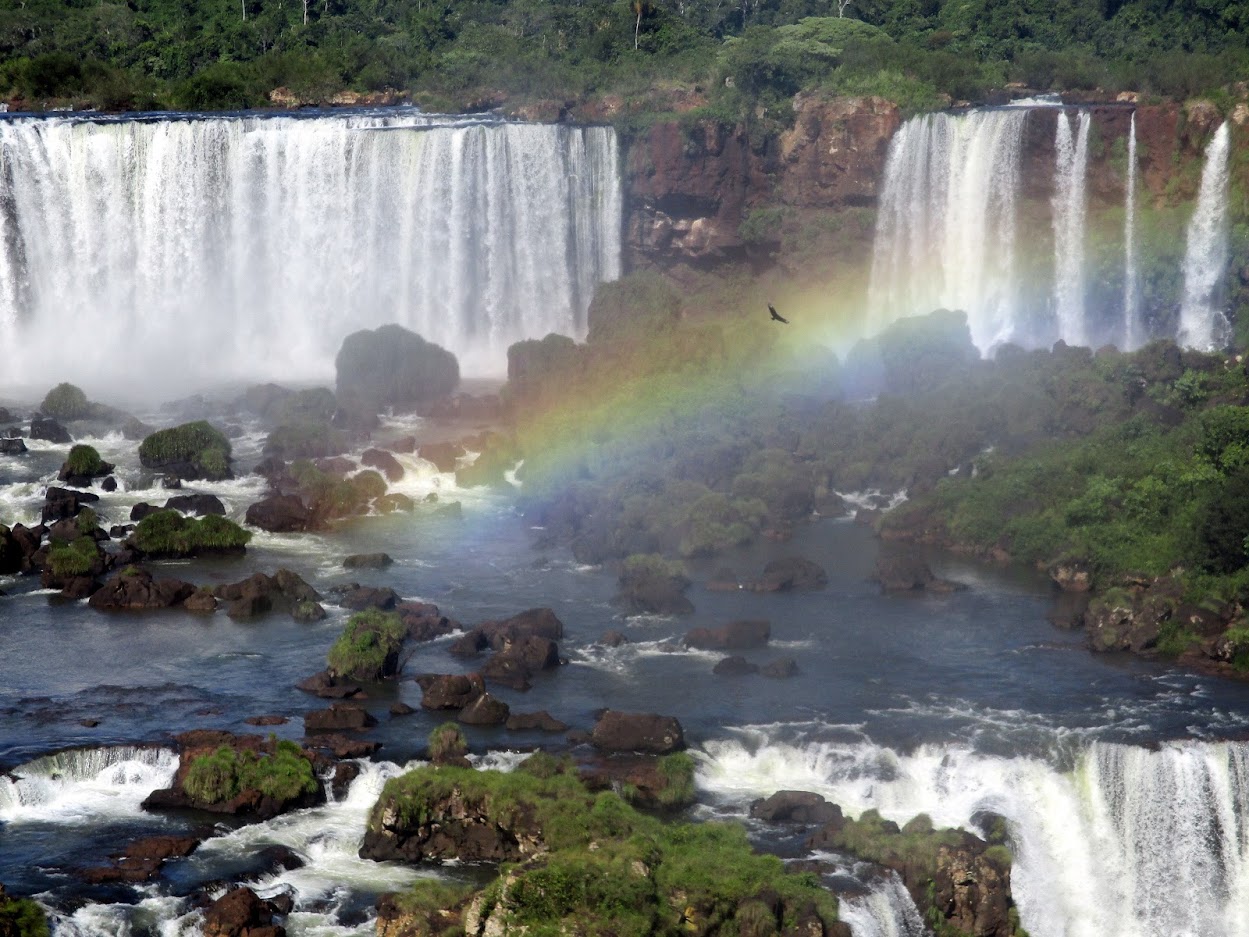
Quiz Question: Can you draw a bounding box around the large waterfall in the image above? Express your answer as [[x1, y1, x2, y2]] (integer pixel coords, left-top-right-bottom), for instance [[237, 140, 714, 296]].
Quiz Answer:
[[1123, 114, 1141, 350], [1052, 109, 1091, 346], [1178, 121, 1232, 351], [0, 111, 622, 390]]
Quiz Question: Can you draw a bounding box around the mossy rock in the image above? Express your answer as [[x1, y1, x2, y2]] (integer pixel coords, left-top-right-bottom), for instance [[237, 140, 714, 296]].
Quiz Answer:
[[138, 421, 232, 481], [336, 324, 460, 412], [182, 740, 319, 808], [39, 382, 92, 421], [129, 510, 251, 558], [0, 883, 49, 937], [263, 420, 349, 460], [327, 608, 407, 681]]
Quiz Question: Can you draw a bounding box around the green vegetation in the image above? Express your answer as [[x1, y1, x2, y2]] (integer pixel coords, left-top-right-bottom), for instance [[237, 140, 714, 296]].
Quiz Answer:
[[130, 510, 251, 557], [0, 888, 49, 937], [76, 506, 98, 534], [47, 537, 99, 578], [288, 460, 389, 520], [182, 740, 318, 805], [654, 751, 696, 808], [64, 444, 106, 477], [5, 0, 1249, 116], [375, 763, 837, 937], [427, 722, 469, 762], [138, 421, 232, 481], [39, 382, 91, 421], [327, 608, 407, 680]]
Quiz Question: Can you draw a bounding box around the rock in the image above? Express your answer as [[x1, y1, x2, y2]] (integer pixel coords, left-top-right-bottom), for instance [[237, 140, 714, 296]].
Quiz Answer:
[[296, 670, 364, 699], [397, 601, 457, 641], [417, 441, 465, 473], [343, 552, 394, 569], [387, 434, 417, 453], [305, 733, 381, 759], [614, 556, 694, 616], [683, 619, 770, 650], [0, 437, 26, 455], [161, 474, 182, 489], [245, 494, 313, 533], [130, 502, 161, 522], [871, 553, 938, 591], [418, 672, 485, 710], [389, 701, 416, 716], [1049, 559, 1092, 593], [750, 556, 828, 592], [361, 448, 404, 482], [705, 567, 741, 591], [598, 630, 629, 647], [481, 654, 533, 692], [505, 710, 568, 732], [750, 791, 843, 825], [591, 710, 685, 754], [165, 493, 227, 516], [292, 600, 326, 623], [30, 416, 71, 443], [42, 486, 99, 524], [88, 569, 196, 610], [304, 703, 378, 732], [335, 324, 460, 413], [375, 492, 415, 513], [315, 456, 356, 476], [475, 607, 565, 645], [1085, 579, 1184, 654], [245, 715, 288, 726], [100, 475, 117, 492], [336, 585, 400, 611], [214, 570, 321, 620], [80, 834, 203, 884], [202, 887, 285, 937], [761, 657, 800, 678], [183, 589, 218, 612], [713, 655, 759, 676], [458, 693, 510, 726]]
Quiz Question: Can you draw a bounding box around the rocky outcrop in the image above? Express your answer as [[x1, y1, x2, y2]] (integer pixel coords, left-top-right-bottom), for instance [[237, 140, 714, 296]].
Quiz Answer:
[[202, 887, 286, 937], [750, 790, 843, 825], [683, 619, 770, 650], [777, 93, 900, 207], [418, 672, 485, 710], [88, 569, 197, 610], [748, 556, 828, 592], [591, 710, 685, 754], [871, 552, 966, 594], [213, 569, 321, 620]]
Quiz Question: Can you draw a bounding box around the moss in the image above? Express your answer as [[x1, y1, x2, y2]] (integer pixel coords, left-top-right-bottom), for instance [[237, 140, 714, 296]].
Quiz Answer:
[[655, 752, 697, 809], [327, 608, 407, 680], [65, 444, 105, 476], [183, 740, 318, 805], [39, 382, 91, 421], [428, 722, 469, 762], [76, 506, 98, 534], [0, 891, 49, 937], [47, 537, 98, 578], [130, 510, 251, 557], [138, 421, 232, 480]]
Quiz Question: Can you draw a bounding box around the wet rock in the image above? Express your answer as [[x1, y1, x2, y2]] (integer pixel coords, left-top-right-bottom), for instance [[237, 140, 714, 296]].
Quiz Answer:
[[42, 486, 99, 524], [245, 715, 289, 726], [458, 693, 510, 726], [335, 584, 400, 611], [614, 558, 694, 616], [397, 601, 457, 641], [713, 655, 759, 676], [304, 703, 378, 732], [598, 630, 629, 647], [165, 493, 227, 516], [30, 415, 70, 443], [292, 600, 326, 623], [705, 567, 741, 591], [505, 710, 568, 732], [0, 437, 26, 455], [591, 710, 685, 754], [202, 886, 285, 937], [417, 672, 485, 710], [314, 456, 356, 476], [1049, 559, 1092, 593], [481, 653, 532, 691], [343, 552, 394, 569], [296, 670, 364, 699], [88, 568, 196, 610], [750, 791, 843, 825], [750, 556, 828, 592], [361, 448, 404, 482], [214, 569, 320, 620], [304, 733, 381, 759], [100, 475, 117, 492], [389, 701, 416, 716], [130, 503, 161, 523], [761, 657, 800, 678], [245, 494, 313, 533], [417, 441, 465, 472], [683, 619, 770, 650], [476, 607, 565, 645], [375, 492, 415, 513]]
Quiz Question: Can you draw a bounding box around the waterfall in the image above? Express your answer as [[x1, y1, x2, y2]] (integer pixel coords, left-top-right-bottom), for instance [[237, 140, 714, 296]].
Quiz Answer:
[[867, 109, 1028, 353], [1123, 113, 1141, 350], [697, 733, 1249, 937], [838, 873, 928, 937], [1052, 109, 1090, 346], [0, 112, 622, 390], [1178, 121, 1232, 351], [0, 745, 178, 821]]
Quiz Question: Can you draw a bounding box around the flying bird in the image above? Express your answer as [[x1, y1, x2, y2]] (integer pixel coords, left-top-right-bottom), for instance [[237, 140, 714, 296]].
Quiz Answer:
[[768, 303, 788, 324]]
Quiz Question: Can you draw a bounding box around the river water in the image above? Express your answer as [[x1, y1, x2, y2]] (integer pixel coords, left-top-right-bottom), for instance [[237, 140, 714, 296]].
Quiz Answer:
[[3, 414, 1249, 936]]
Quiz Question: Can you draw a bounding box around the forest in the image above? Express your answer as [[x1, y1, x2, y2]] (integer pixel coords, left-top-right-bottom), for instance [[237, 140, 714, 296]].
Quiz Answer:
[[2, 0, 1249, 113]]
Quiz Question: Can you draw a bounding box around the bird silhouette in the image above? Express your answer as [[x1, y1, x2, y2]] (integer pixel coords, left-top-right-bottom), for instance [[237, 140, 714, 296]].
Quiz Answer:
[[768, 303, 788, 324]]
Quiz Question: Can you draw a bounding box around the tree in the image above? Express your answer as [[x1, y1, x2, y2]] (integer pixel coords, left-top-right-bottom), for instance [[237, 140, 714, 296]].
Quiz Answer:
[[632, 0, 654, 49]]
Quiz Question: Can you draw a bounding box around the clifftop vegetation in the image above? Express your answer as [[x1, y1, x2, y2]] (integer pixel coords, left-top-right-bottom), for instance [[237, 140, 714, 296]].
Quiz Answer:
[[3, 0, 1249, 114]]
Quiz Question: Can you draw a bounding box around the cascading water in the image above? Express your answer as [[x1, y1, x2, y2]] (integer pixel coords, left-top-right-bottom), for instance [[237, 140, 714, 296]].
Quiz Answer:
[[867, 108, 1028, 352], [837, 873, 928, 937], [0, 111, 622, 390], [1052, 110, 1090, 346], [1122, 114, 1141, 350], [1178, 121, 1232, 351], [0, 745, 177, 821], [697, 732, 1249, 937]]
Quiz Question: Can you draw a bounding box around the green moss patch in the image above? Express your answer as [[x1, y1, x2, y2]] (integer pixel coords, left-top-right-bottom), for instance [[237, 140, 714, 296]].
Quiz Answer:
[[327, 608, 407, 681], [47, 537, 99, 578], [183, 740, 318, 805], [65, 444, 106, 477], [130, 510, 251, 557], [138, 421, 232, 481], [39, 382, 91, 421]]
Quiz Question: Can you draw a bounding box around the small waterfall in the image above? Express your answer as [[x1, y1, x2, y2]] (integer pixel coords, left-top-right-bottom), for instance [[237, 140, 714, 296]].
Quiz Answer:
[[696, 733, 1249, 937], [0, 112, 622, 389], [838, 873, 929, 937], [1178, 122, 1232, 351], [1052, 109, 1091, 346], [0, 745, 178, 821], [867, 108, 1029, 352], [1123, 114, 1141, 350]]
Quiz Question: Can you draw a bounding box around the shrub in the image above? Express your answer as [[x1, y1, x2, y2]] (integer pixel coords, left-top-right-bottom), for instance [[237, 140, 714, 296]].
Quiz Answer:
[[183, 741, 318, 805], [65, 444, 105, 477], [656, 751, 696, 808], [327, 609, 407, 680], [586, 271, 682, 344], [138, 421, 232, 480], [0, 890, 49, 937], [130, 510, 251, 557], [39, 382, 91, 420], [427, 722, 468, 762], [47, 537, 99, 578], [76, 506, 98, 534]]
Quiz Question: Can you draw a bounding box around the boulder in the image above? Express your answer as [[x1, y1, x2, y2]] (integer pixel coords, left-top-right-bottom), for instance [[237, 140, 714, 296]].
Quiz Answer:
[[591, 710, 685, 754], [871, 552, 964, 593], [598, 630, 629, 647], [761, 657, 800, 678], [481, 653, 533, 692], [458, 693, 510, 726], [214, 570, 320, 620], [202, 887, 285, 937], [165, 493, 227, 516], [397, 601, 457, 641], [751, 556, 828, 592], [713, 655, 759, 676], [335, 324, 460, 413], [296, 670, 364, 700], [505, 710, 568, 732], [42, 487, 99, 524], [336, 584, 401, 611], [304, 703, 378, 732], [418, 441, 465, 473], [683, 619, 770, 650], [476, 607, 565, 645], [246, 494, 312, 533], [614, 556, 694, 616], [361, 448, 404, 482], [0, 437, 26, 455], [314, 455, 356, 476], [343, 552, 394, 569], [706, 567, 741, 591], [418, 672, 485, 710], [130, 503, 161, 522], [88, 569, 196, 610], [750, 791, 843, 825], [30, 415, 70, 443]]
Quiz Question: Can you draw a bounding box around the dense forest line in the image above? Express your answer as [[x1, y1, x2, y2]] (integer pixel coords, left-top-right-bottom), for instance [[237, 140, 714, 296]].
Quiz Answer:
[[2, 0, 1249, 114]]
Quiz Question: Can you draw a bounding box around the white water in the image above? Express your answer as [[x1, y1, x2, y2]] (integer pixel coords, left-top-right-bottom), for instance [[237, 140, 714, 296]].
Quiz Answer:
[[0, 112, 622, 391], [1123, 114, 1141, 350], [1178, 122, 1232, 351], [1052, 110, 1091, 346], [697, 732, 1249, 937], [868, 109, 1028, 352], [0, 745, 178, 822], [837, 872, 928, 937]]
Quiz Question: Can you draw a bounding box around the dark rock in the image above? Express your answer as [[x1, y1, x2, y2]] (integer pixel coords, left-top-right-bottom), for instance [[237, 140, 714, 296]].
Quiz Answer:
[[343, 552, 394, 569], [161, 474, 183, 490], [389, 701, 416, 716], [505, 710, 568, 732], [417, 441, 465, 473], [387, 434, 417, 453], [449, 629, 488, 656], [481, 653, 533, 692], [245, 715, 288, 726], [130, 502, 161, 522], [292, 600, 326, 623], [214, 570, 320, 620], [337, 585, 400, 611], [705, 567, 741, 591], [749, 556, 828, 592], [375, 492, 415, 513], [475, 607, 565, 645], [305, 734, 381, 759], [713, 655, 759, 676], [58, 575, 102, 599], [108, 524, 133, 539], [304, 703, 378, 732], [100, 476, 117, 492], [202, 887, 284, 937], [871, 552, 966, 594], [296, 670, 364, 699], [761, 657, 800, 678], [314, 456, 356, 476], [591, 710, 685, 754], [245, 494, 312, 533], [331, 762, 361, 799], [88, 569, 196, 610], [42, 486, 99, 524], [165, 494, 227, 516], [615, 559, 694, 616], [335, 324, 460, 413], [458, 693, 510, 726], [397, 601, 457, 641], [598, 630, 629, 647], [684, 619, 770, 650], [0, 437, 27, 455], [751, 791, 843, 825], [30, 416, 70, 443], [361, 448, 404, 482], [418, 672, 484, 710]]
